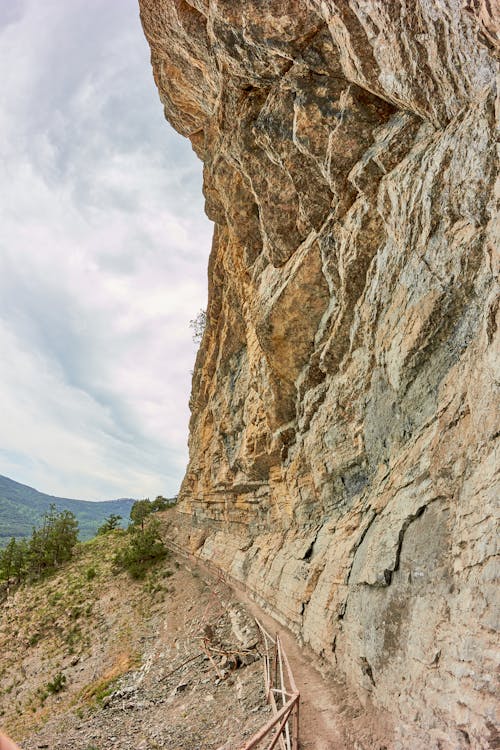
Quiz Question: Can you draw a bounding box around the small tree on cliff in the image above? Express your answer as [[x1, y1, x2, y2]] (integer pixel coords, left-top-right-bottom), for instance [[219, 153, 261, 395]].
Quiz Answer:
[[189, 309, 206, 344]]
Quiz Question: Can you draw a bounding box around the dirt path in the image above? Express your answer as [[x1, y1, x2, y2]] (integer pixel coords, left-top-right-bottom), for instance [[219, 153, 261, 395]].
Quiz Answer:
[[237, 591, 344, 750], [3, 532, 390, 749]]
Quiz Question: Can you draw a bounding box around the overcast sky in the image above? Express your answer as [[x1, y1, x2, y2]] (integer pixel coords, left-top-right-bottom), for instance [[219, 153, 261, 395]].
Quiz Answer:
[[0, 0, 212, 500]]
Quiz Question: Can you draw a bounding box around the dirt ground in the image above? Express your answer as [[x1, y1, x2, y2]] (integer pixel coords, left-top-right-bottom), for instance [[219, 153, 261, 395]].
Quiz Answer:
[[1, 533, 392, 749], [0, 539, 268, 750]]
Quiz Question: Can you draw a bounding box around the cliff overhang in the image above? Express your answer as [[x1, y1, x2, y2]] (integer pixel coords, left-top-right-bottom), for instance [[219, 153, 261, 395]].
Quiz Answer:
[[139, 2, 499, 747]]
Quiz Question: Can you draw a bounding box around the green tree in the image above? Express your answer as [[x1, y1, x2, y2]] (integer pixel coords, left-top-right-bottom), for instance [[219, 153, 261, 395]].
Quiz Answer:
[[28, 505, 79, 575], [97, 514, 122, 535], [0, 507, 78, 593], [29, 523, 51, 575], [0, 537, 17, 583], [11, 538, 29, 584], [130, 499, 152, 530], [150, 496, 169, 512], [52, 508, 79, 564]]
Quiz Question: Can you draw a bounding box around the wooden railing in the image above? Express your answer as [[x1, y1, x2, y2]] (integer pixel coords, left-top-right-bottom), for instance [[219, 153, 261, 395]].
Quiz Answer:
[[241, 619, 299, 750]]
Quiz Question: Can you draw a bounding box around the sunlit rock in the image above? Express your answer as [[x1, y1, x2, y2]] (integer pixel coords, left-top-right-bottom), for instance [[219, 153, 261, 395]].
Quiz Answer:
[[139, 1, 499, 746]]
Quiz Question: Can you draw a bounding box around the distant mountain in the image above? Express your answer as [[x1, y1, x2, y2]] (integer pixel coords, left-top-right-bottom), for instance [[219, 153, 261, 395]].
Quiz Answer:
[[0, 474, 135, 544]]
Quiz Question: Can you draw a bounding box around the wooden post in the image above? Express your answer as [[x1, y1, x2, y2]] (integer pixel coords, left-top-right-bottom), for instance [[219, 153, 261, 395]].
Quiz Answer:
[[268, 689, 288, 750], [277, 637, 292, 750], [292, 696, 299, 750], [267, 706, 294, 750], [273, 634, 278, 687]]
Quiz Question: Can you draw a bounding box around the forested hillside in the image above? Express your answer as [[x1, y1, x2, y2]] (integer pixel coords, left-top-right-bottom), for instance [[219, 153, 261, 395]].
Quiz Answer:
[[0, 475, 134, 543]]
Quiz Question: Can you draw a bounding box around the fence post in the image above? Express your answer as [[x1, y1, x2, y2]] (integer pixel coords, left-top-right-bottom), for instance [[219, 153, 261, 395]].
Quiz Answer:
[[274, 638, 278, 694], [292, 697, 299, 750]]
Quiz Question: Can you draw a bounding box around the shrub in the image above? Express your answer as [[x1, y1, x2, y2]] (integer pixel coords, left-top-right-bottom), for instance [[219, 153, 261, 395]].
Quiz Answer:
[[28, 632, 42, 647], [189, 308, 206, 343], [113, 518, 168, 579], [46, 672, 67, 694]]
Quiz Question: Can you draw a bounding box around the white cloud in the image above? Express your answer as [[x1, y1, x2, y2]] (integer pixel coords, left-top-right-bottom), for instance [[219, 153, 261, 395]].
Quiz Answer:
[[0, 0, 212, 499]]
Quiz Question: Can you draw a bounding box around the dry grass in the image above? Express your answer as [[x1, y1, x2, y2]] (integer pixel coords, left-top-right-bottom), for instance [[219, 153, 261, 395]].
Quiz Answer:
[[79, 650, 140, 705]]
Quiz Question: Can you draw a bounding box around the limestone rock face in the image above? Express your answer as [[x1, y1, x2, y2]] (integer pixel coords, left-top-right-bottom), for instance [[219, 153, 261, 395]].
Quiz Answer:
[[139, 1, 498, 746]]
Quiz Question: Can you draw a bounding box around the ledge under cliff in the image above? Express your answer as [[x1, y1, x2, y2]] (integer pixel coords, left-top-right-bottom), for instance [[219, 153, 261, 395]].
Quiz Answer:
[[139, 2, 499, 747]]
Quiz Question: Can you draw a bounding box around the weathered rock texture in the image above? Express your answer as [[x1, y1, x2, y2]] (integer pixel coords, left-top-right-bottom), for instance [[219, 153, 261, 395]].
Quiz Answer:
[[139, 1, 499, 747]]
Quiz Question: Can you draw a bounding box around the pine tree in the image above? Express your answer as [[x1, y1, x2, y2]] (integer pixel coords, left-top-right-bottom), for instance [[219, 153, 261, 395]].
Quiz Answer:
[[97, 513, 122, 534], [0, 506, 79, 594], [28, 505, 79, 575], [52, 509, 79, 565], [0, 537, 29, 585], [11, 538, 28, 584], [114, 517, 167, 579]]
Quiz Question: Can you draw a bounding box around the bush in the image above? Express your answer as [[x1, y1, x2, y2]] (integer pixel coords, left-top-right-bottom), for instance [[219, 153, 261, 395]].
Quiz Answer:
[[113, 518, 168, 579], [46, 672, 67, 694]]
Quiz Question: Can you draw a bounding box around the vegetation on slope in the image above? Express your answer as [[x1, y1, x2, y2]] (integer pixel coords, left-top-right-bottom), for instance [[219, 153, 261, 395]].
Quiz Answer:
[[113, 517, 168, 579], [1, 497, 174, 595], [0, 521, 173, 740], [0, 505, 79, 589]]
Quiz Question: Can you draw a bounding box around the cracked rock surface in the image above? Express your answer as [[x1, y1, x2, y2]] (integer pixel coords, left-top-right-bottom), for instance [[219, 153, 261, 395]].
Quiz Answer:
[[139, 1, 499, 747]]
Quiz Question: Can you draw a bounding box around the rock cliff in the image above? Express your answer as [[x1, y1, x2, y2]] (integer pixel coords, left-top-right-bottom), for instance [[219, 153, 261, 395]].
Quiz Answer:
[[139, 1, 499, 747]]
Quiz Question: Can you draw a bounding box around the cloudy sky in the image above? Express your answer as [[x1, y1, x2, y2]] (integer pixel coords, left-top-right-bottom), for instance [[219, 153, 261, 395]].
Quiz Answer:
[[0, 0, 212, 500]]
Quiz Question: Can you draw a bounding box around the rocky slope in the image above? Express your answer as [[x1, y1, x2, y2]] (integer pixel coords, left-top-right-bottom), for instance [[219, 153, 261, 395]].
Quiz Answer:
[[139, 1, 499, 747], [0, 531, 268, 749]]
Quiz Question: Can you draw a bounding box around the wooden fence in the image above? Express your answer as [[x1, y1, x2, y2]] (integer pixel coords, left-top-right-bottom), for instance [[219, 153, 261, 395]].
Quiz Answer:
[[240, 619, 299, 750]]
